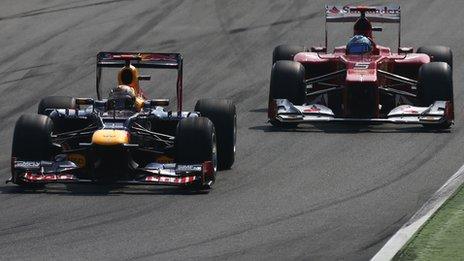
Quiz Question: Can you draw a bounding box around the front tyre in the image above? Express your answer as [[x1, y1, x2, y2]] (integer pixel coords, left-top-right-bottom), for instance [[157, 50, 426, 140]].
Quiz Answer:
[[195, 99, 236, 170], [269, 61, 306, 127], [11, 114, 54, 186], [175, 117, 217, 190], [418, 62, 453, 129]]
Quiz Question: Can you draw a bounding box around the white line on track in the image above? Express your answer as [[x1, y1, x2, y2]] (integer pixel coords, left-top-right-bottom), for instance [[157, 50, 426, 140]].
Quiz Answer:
[[371, 163, 464, 260]]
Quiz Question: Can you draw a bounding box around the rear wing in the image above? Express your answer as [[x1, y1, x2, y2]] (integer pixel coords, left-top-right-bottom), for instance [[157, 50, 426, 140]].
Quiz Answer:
[[325, 4, 401, 23], [324, 4, 402, 48], [96, 52, 184, 112]]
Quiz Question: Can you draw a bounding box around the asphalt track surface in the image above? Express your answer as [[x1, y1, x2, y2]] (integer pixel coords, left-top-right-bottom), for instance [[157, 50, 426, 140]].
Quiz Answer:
[[0, 0, 463, 260]]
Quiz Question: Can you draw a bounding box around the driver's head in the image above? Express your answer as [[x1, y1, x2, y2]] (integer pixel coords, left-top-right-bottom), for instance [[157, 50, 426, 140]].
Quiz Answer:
[[346, 35, 373, 55], [108, 85, 136, 110]]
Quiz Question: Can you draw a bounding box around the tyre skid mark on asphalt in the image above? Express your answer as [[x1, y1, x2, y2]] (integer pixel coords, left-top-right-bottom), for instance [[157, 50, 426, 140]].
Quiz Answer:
[[226, 12, 320, 34], [0, 0, 184, 122], [133, 134, 453, 259], [145, 8, 318, 47], [0, 0, 130, 21], [0, 198, 178, 247], [213, 0, 314, 79], [358, 214, 408, 252], [196, 228, 323, 260], [0, 72, 51, 89], [0, 63, 55, 76]]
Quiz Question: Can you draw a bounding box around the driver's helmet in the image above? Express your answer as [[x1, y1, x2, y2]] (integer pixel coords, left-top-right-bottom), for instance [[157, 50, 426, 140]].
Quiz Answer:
[[108, 85, 136, 110], [346, 35, 373, 55]]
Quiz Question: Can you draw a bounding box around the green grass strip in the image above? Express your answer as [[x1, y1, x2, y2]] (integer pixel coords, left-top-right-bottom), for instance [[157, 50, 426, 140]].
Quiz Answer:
[[394, 185, 464, 261]]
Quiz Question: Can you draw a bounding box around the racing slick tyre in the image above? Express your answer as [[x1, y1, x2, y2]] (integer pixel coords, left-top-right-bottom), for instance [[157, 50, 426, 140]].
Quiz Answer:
[[195, 99, 236, 170], [417, 46, 453, 68], [38, 96, 77, 115], [269, 60, 306, 127], [175, 117, 217, 190], [38, 96, 85, 133], [418, 62, 453, 129], [11, 114, 54, 187], [272, 45, 307, 64]]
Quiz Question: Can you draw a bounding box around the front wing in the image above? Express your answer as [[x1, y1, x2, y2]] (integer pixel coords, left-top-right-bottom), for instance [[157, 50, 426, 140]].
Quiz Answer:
[[269, 99, 454, 126], [8, 158, 214, 187]]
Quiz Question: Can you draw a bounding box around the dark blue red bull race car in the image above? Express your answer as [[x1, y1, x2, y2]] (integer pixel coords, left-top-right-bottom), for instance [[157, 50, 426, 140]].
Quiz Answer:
[[9, 52, 236, 191]]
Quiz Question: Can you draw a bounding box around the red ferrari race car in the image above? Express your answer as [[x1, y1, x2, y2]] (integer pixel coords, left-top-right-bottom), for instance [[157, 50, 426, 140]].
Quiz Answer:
[[268, 4, 454, 129], [8, 52, 236, 191]]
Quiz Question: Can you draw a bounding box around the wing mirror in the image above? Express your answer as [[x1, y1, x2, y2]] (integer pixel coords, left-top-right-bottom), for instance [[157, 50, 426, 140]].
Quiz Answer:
[[398, 47, 414, 53], [138, 75, 151, 81], [144, 99, 170, 108], [310, 46, 327, 53], [75, 98, 94, 105]]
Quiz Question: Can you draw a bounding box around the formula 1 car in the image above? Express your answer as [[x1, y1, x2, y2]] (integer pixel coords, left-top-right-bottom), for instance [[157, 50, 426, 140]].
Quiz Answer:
[[268, 4, 454, 129], [9, 52, 236, 191]]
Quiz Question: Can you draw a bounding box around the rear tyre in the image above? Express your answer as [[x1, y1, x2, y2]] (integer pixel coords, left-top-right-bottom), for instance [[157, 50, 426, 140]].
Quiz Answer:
[[269, 61, 306, 127], [418, 62, 453, 129], [11, 114, 54, 187], [175, 117, 216, 190], [417, 46, 453, 68], [273, 45, 307, 64], [38, 96, 77, 115], [195, 99, 236, 170]]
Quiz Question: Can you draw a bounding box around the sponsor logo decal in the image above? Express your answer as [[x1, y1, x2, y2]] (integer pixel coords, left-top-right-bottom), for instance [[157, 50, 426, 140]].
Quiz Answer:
[[177, 165, 202, 172], [145, 176, 196, 184], [15, 161, 41, 169], [328, 6, 340, 14], [304, 105, 321, 113], [326, 5, 400, 15], [159, 169, 176, 176], [23, 173, 76, 181], [347, 69, 376, 75], [354, 62, 370, 70], [341, 5, 400, 15]]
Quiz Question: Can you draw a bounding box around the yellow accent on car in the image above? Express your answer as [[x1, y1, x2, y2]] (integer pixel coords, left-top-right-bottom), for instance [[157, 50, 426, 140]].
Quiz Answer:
[[68, 154, 86, 167], [91, 130, 130, 145], [156, 155, 174, 163], [118, 65, 140, 94], [135, 97, 144, 111]]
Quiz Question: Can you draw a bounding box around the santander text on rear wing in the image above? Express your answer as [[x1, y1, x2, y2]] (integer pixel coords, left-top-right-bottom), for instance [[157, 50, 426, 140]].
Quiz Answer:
[[325, 4, 401, 23], [324, 4, 402, 49]]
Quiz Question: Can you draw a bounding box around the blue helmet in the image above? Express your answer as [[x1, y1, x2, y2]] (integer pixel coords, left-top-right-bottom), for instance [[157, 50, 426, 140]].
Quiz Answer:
[[347, 35, 372, 55]]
